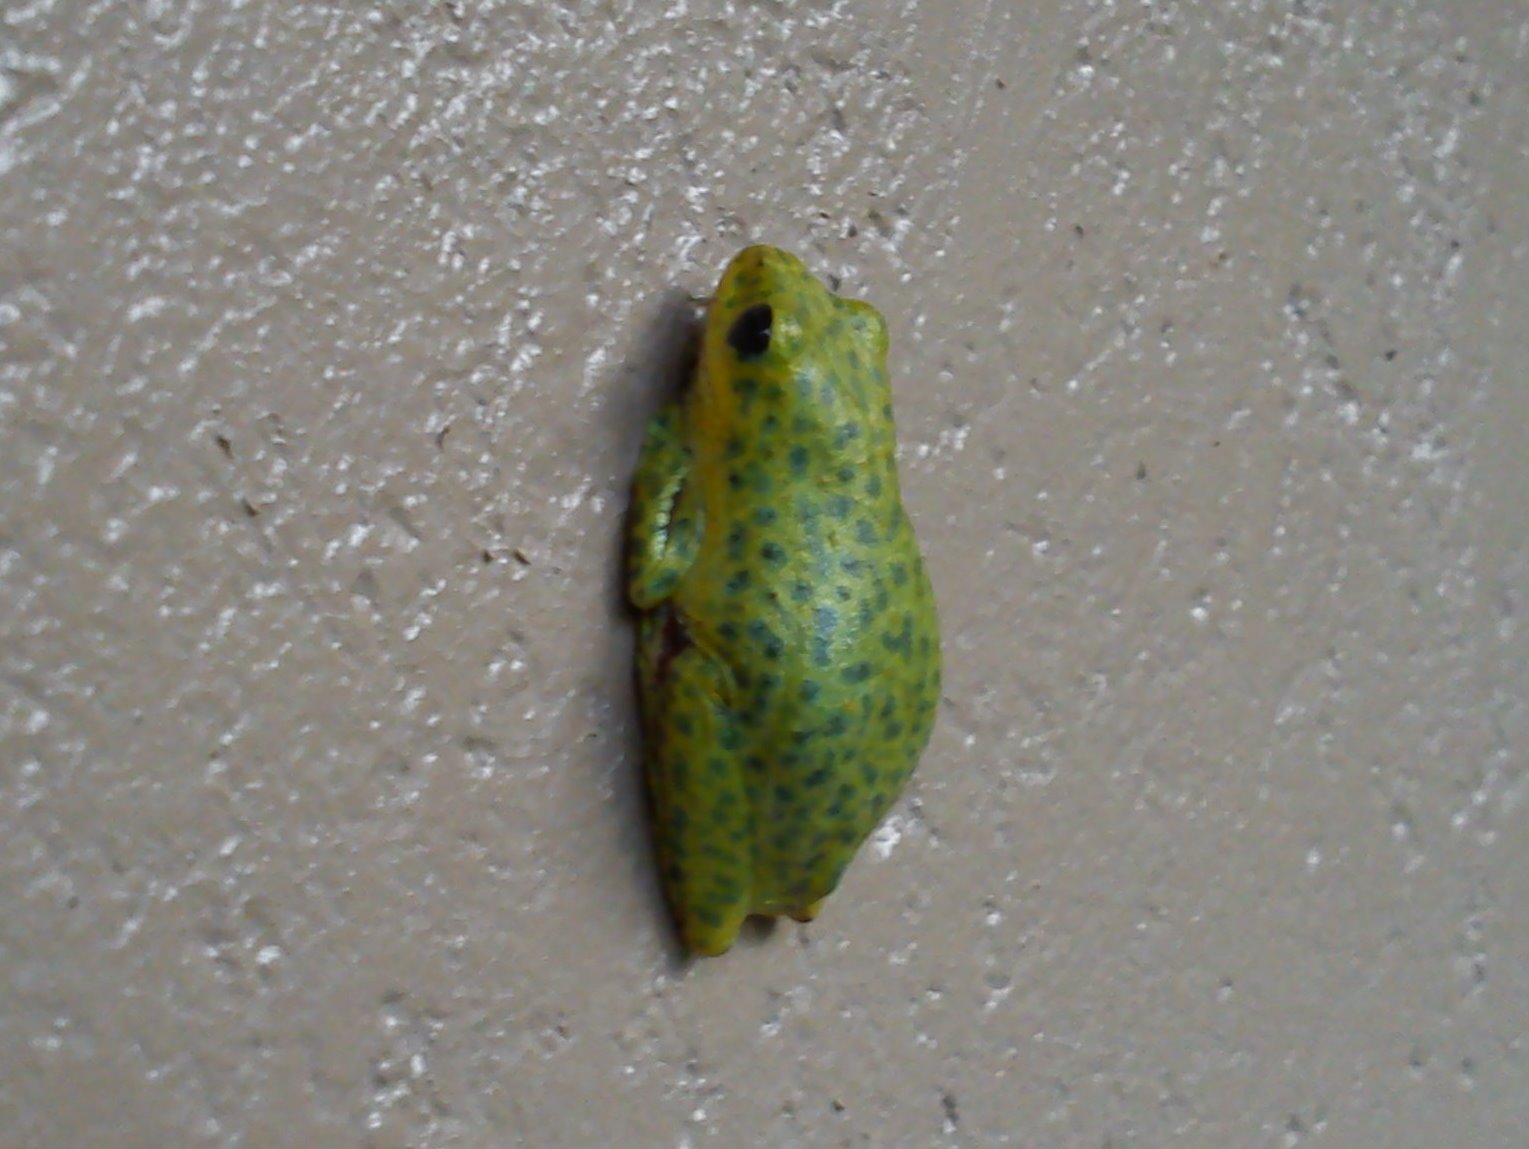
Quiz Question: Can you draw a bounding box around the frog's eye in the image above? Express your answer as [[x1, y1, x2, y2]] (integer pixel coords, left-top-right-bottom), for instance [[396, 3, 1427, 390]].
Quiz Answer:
[[727, 303, 773, 360]]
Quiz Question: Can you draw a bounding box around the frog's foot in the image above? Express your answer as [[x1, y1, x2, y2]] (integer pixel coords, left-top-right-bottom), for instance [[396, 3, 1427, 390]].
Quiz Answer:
[[628, 403, 703, 610], [787, 898, 825, 923]]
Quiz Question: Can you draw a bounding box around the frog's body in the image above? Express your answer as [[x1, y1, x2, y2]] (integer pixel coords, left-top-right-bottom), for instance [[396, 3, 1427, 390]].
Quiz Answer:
[[628, 245, 940, 956]]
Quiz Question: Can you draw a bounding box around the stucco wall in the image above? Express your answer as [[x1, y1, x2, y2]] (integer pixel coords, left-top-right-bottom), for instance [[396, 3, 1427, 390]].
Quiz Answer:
[[2, 2, 1524, 1146]]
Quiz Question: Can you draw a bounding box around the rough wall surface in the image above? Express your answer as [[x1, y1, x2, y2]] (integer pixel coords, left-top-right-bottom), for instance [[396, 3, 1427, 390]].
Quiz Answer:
[[2, 2, 1524, 1146]]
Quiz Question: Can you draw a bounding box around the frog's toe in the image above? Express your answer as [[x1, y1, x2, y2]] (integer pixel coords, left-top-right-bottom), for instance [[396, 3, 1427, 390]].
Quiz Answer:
[[787, 898, 825, 923], [682, 904, 749, 957]]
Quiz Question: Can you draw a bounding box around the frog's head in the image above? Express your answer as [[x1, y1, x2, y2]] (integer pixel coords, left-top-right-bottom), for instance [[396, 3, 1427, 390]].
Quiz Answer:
[[696, 245, 890, 448]]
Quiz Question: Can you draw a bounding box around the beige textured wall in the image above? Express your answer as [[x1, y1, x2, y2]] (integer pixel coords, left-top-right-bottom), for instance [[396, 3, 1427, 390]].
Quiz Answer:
[[2, 2, 1525, 1146]]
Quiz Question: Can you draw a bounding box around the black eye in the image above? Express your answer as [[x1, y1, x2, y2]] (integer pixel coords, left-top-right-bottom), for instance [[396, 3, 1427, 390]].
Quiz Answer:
[[727, 303, 773, 359]]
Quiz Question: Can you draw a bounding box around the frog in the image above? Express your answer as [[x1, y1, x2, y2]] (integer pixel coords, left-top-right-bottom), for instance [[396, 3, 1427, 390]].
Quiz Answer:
[[628, 244, 941, 956]]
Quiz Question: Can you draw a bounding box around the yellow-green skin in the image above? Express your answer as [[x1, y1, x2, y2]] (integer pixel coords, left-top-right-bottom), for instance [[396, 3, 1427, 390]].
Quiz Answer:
[[628, 245, 940, 956]]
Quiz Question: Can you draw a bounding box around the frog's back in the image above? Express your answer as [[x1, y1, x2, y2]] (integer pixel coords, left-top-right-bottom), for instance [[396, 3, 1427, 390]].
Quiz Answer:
[[678, 246, 942, 914], [741, 505, 940, 914]]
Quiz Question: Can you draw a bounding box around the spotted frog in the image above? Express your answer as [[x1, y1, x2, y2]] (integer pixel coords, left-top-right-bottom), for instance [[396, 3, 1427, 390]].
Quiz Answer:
[[628, 245, 940, 955]]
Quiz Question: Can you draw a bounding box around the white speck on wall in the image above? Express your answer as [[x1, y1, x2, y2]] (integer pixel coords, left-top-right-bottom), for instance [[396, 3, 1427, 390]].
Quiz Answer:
[[872, 815, 905, 860]]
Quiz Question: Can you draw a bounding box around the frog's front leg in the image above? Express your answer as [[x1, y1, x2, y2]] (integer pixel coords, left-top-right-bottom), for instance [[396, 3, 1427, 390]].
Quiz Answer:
[[628, 403, 704, 610], [637, 610, 753, 956]]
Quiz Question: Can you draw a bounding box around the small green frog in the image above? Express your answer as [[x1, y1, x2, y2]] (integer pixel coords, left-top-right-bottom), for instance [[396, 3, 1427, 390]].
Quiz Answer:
[[628, 245, 940, 956]]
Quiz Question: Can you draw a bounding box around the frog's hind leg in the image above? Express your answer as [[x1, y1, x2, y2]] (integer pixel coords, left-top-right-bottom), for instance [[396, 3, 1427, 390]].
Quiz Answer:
[[638, 613, 753, 956]]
